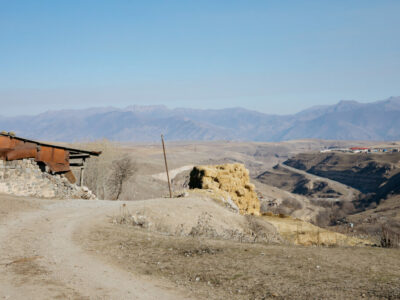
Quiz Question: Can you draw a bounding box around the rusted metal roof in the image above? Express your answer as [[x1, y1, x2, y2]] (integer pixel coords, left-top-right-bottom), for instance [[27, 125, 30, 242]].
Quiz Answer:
[[0, 132, 102, 184], [0, 132, 101, 156]]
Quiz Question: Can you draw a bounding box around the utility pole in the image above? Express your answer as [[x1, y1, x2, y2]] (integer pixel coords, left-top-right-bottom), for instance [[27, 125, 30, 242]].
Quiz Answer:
[[161, 134, 172, 198]]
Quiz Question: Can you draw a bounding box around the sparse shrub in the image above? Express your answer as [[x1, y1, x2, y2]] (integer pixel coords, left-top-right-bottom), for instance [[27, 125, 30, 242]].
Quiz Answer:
[[282, 198, 303, 210], [315, 210, 331, 227], [380, 225, 400, 248], [108, 156, 137, 200], [73, 139, 120, 199], [313, 200, 356, 227], [245, 215, 280, 243], [264, 197, 303, 217]]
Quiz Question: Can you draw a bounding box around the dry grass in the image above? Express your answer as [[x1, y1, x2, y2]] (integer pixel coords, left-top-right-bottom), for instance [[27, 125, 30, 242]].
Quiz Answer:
[[81, 223, 400, 300]]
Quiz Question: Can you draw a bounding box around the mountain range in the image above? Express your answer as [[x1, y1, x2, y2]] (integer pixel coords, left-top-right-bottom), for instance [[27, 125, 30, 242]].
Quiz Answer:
[[1, 97, 399, 142]]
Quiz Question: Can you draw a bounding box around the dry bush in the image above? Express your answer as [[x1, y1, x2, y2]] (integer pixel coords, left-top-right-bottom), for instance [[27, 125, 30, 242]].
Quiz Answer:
[[314, 200, 356, 227], [72, 139, 121, 199], [245, 215, 281, 243], [108, 156, 137, 200], [315, 210, 331, 227], [113, 204, 149, 227], [380, 225, 400, 248], [266, 197, 303, 216]]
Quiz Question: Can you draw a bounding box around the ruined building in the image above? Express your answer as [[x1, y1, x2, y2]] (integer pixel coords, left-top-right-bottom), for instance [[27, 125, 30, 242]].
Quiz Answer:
[[0, 132, 101, 199]]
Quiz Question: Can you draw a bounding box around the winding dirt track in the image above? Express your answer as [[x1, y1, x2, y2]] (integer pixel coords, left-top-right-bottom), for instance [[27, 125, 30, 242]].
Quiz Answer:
[[280, 163, 359, 201], [0, 199, 189, 300]]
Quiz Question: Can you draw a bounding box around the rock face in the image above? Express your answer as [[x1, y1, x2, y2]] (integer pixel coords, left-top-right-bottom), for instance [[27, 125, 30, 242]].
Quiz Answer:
[[0, 159, 96, 199], [189, 163, 260, 216]]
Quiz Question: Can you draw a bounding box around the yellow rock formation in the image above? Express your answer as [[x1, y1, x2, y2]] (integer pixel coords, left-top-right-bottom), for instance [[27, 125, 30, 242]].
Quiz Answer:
[[189, 163, 260, 215]]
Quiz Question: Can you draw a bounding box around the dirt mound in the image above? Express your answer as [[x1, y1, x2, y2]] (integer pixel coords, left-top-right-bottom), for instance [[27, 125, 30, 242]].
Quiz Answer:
[[109, 194, 371, 248], [112, 196, 281, 244], [188, 163, 260, 215]]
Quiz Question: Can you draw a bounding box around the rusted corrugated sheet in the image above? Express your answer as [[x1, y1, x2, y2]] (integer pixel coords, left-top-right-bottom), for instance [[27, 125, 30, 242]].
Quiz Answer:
[[0, 136, 36, 160], [0, 135, 70, 175], [36, 146, 70, 173], [0, 133, 100, 184]]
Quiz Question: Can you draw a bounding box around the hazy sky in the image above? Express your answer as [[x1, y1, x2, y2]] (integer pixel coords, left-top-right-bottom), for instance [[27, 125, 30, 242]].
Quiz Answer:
[[1, 0, 399, 116]]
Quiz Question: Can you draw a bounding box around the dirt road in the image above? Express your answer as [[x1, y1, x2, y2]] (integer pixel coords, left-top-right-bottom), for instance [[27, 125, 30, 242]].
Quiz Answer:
[[0, 198, 190, 300], [280, 163, 359, 201]]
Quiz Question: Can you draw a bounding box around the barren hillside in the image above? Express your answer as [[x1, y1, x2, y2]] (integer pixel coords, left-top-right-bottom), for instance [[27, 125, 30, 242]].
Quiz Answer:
[[284, 152, 400, 201], [261, 152, 400, 241]]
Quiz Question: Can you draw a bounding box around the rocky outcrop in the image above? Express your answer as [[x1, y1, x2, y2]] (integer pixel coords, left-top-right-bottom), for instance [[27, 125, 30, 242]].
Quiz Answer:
[[189, 163, 260, 215], [0, 159, 96, 199]]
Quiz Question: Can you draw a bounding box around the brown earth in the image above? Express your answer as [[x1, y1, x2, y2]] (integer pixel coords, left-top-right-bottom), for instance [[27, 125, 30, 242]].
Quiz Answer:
[[0, 194, 44, 222], [83, 220, 400, 300], [1, 193, 391, 300], [0, 194, 190, 299]]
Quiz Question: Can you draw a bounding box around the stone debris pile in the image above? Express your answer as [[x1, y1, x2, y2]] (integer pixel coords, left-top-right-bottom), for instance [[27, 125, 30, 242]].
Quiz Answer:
[[189, 163, 260, 215], [0, 159, 96, 199]]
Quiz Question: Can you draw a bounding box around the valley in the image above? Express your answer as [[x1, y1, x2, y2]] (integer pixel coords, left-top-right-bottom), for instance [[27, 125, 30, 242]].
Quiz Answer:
[[1, 139, 400, 299]]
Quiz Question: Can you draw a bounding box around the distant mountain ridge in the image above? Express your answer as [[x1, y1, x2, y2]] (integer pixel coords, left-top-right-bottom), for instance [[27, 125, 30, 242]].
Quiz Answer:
[[1, 97, 399, 142]]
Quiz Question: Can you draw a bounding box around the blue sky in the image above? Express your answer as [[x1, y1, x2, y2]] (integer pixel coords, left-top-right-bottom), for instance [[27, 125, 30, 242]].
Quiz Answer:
[[0, 0, 399, 116]]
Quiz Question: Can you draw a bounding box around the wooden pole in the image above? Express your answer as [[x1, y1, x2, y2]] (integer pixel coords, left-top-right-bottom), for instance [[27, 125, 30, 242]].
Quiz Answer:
[[161, 134, 172, 198], [80, 158, 86, 186]]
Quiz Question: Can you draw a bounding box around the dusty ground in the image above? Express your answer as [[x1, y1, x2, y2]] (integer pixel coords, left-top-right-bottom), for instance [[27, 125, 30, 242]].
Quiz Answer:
[[0, 194, 44, 222], [82, 221, 400, 300], [1, 193, 400, 299], [0, 194, 190, 300]]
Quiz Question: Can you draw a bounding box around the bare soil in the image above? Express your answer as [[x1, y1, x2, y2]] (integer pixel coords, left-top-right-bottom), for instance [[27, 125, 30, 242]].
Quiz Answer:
[[82, 221, 400, 300], [0, 193, 44, 222], [0, 195, 190, 299], [1, 192, 400, 299]]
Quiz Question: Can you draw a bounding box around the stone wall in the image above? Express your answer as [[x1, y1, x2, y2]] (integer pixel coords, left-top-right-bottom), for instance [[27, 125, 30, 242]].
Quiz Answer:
[[0, 159, 96, 199]]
